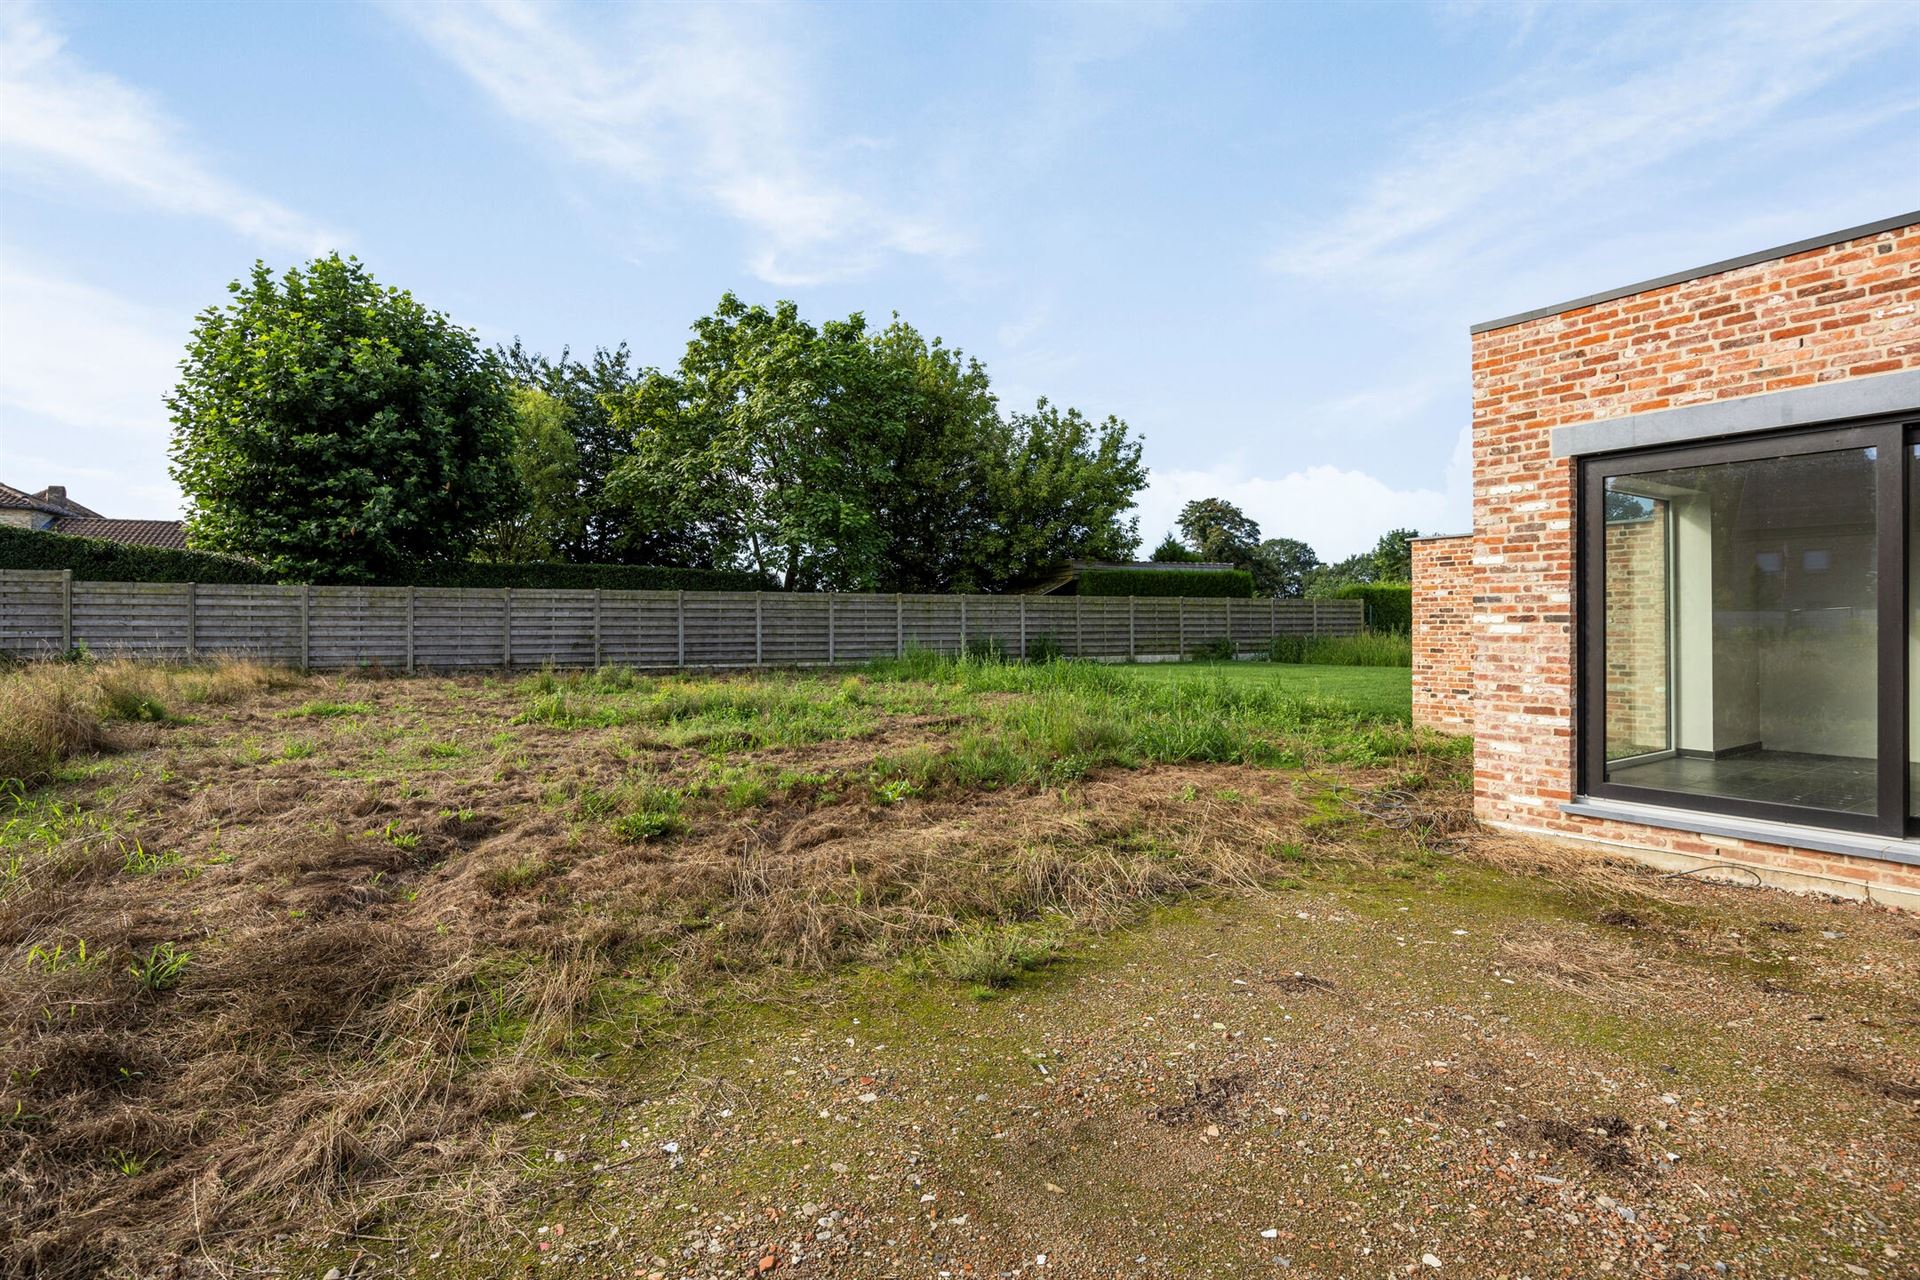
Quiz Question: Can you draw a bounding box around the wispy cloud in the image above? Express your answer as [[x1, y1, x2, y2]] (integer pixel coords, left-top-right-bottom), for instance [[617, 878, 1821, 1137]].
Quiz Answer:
[[0, 258, 182, 436], [1271, 2, 1920, 295], [1132, 426, 1472, 561], [394, 0, 965, 286], [0, 2, 338, 251]]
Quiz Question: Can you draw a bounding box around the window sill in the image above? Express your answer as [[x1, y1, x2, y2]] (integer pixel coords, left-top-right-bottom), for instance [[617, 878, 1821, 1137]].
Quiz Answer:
[[1560, 798, 1920, 870]]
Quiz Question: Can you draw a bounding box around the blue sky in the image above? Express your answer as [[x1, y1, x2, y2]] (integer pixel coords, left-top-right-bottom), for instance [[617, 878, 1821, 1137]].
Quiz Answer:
[[2, 0, 1915, 560]]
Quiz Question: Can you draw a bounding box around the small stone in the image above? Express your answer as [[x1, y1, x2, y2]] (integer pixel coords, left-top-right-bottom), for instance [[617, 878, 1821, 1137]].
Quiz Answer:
[[1422, 1255, 1443, 1269]]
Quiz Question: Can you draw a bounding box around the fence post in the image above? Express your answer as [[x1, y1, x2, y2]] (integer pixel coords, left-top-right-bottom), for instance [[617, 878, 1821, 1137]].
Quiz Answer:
[[1270, 595, 1277, 642], [406, 587, 416, 674], [958, 595, 967, 656], [755, 592, 765, 667], [1312, 598, 1321, 635], [300, 584, 311, 673], [501, 588, 513, 670], [676, 590, 686, 668], [1074, 595, 1084, 657], [827, 593, 837, 666], [1223, 597, 1232, 657], [1018, 596, 1027, 659], [184, 582, 196, 660], [1128, 596, 1136, 662], [1177, 596, 1185, 658], [895, 594, 904, 658], [60, 569, 72, 654], [592, 590, 602, 669]]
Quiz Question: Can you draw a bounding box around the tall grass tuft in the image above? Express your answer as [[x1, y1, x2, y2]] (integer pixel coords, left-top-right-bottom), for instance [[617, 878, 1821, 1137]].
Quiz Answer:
[[0, 657, 296, 787], [1268, 631, 1411, 667]]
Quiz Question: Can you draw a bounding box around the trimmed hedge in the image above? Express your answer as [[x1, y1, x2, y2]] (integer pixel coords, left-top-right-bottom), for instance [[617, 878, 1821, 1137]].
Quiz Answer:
[[1324, 582, 1412, 634], [0, 524, 272, 583], [1077, 567, 1254, 598], [0, 525, 769, 592]]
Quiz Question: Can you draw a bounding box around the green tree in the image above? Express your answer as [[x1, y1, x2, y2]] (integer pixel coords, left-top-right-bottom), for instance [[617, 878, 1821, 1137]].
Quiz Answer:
[[1370, 527, 1420, 581], [607, 295, 1147, 592], [1149, 531, 1201, 562], [476, 387, 580, 563], [1176, 497, 1262, 565], [1248, 536, 1320, 598], [962, 399, 1146, 591], [499, 341, 674, 563], [167, 255, 520, 583], [608, 294, 896, 590]]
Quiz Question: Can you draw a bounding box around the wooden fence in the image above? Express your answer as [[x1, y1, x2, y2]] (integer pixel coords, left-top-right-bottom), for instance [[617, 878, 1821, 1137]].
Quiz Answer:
[[0, 570, 1362, 672]]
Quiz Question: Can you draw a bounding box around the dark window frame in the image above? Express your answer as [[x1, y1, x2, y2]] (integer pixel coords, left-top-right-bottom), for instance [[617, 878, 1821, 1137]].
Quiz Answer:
[[1577, 414, 1912, 839]]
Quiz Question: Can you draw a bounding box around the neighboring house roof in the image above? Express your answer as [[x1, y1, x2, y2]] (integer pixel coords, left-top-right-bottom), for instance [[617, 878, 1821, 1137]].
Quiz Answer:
[[2, 480, 187, 550], [0, 482, 65, 516], [34, 487, 102, 518], [48, 517, 189, 549]]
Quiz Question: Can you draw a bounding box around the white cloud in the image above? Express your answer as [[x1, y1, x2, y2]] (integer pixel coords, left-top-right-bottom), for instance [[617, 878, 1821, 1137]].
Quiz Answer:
[[0, 260, 181, 435], [394, 0, 966, 285], [0, 2, 338, 252], [1271, 2, 1920, 295], [1132, 426, 1472, 563]]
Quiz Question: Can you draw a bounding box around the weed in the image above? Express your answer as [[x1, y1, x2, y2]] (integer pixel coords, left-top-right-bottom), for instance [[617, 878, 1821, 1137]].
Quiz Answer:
[[121, 842, 183, 876], [24, 939, 96, 974], [925, 922, 1065, 989], [610, 783, 688, 842], [1189, 637, 1239, 662], [128, 942, 191, 993], [278, 739, 318, 761]]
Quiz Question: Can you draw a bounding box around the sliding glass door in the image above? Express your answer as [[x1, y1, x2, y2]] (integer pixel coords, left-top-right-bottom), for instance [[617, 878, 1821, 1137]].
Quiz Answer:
[[1581, 419, 1909, 836]]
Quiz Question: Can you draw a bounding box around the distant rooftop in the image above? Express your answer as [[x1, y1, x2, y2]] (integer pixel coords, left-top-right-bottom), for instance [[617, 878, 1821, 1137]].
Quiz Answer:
[[1, 481, 186, 550]]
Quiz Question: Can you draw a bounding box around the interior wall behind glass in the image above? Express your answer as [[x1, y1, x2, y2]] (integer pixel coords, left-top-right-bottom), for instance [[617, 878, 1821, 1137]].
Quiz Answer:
[[1604, 446, 1878, 814]]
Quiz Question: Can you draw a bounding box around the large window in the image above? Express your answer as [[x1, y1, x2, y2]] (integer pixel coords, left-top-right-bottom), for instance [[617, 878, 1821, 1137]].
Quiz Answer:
[[1581, 420, 1910, 836]]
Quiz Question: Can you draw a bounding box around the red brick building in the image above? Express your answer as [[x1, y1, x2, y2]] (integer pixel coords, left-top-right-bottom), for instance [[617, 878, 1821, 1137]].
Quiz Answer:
[[1413, 212, 1920, 910]]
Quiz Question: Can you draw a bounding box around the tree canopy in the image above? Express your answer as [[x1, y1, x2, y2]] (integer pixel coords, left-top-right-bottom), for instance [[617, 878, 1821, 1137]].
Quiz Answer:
[[167, 254, 520, 583], [1176, 497, 1262, 565], [603, 294, 1144, 591]]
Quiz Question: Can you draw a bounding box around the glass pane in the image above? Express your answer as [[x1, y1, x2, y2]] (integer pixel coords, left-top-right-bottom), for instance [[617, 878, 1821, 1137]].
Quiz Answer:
[[1911, 444, 1920, 817], [1603, 447, 1878, 814]]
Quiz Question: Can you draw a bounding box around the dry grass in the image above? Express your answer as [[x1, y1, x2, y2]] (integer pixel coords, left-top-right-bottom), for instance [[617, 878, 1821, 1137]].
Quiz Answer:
[[0, 657, 294, 787], [0, 658, 1516, 1276]]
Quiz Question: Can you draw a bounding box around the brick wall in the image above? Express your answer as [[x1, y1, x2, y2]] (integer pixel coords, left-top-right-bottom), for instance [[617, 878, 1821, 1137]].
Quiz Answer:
[[1601, 515, 1668, 758], [1411, 535, 1473, 730], [1465, 218, 1920, 899]]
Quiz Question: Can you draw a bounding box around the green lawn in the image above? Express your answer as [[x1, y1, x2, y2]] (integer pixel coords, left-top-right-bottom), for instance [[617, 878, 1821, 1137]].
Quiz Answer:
[[1116, 660, 1411, 720]]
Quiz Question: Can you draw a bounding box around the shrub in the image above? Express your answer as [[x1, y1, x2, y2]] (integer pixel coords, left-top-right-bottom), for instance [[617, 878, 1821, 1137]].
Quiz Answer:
[[1025, 633, 1066, 664], [1321, 583, 1411, 634], [1188, 637, 1238, 661], [1076, 568, 1253, 598]]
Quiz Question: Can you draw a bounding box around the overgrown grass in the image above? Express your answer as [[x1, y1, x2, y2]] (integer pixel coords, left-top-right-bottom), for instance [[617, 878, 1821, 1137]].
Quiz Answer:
[[1268, 631, 1412, 667], [0, 652, 1464, 1276], [0, 658, 295, 787]]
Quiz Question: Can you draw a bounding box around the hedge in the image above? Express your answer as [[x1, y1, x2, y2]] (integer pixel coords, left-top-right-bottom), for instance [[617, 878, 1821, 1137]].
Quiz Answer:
[[1077, 568, 1254, 598], [1323, 582, 1412, 634], [0, 524, 273, 583], [0, 525, 769, 592]]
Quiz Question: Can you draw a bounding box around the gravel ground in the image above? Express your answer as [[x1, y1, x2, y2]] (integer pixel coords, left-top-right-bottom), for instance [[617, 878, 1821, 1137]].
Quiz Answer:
[[324, 856, 1919, 1280]]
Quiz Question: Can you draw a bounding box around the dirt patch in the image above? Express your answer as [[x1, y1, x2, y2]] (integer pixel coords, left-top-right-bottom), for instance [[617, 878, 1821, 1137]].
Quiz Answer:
[[1830, 1063, 1920, 1103], [1532, 1113, 1639, 1172], [1151, 1071, 1252, 1128]]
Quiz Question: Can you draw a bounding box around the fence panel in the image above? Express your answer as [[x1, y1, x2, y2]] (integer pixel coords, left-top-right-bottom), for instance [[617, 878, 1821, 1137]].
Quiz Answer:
[[0, 571, 1367, 672], [0, 570, 67, 655]]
